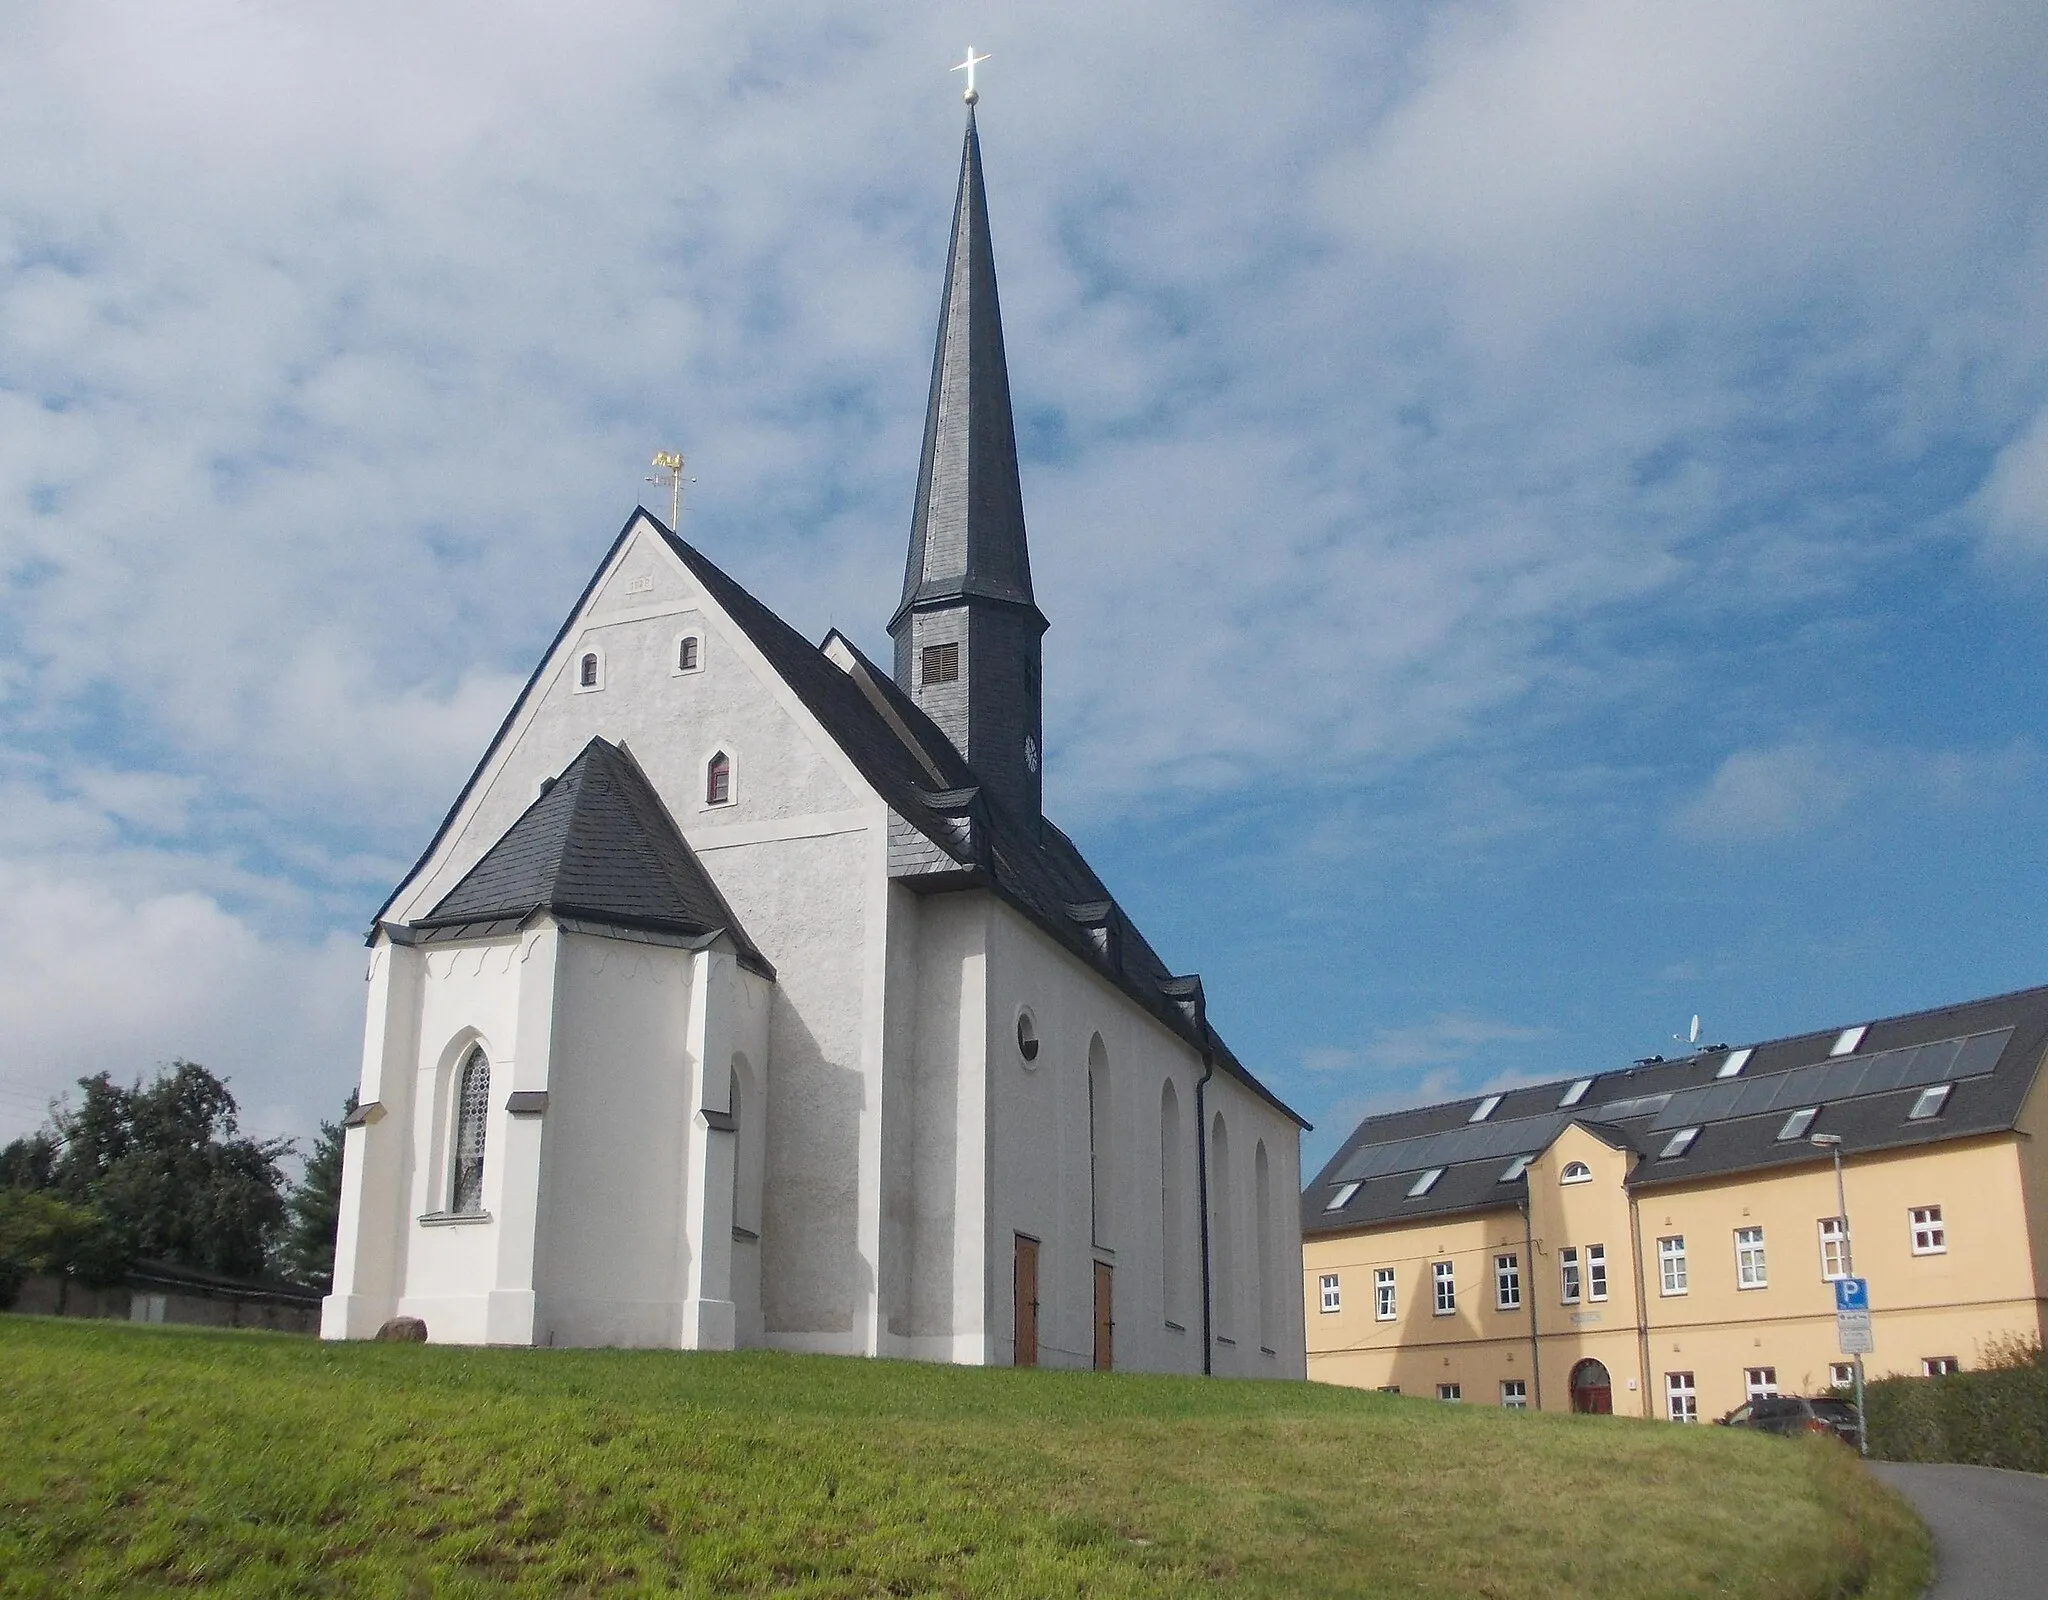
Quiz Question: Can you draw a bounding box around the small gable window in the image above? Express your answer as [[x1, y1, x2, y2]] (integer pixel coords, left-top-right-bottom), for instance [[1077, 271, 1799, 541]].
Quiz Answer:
[[450, 1046, 490, 1215], [1560, 1161, 1592, 1185], [705, 751, 732, 806], [922, 642, 960, 685], [676, 634, 701, 673], [577, 651, 602, 691]]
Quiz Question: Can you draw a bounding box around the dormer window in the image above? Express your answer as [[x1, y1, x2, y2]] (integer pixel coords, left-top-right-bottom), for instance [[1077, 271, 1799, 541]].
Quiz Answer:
[[921, 642, 960, 685], [574, 648, 604, 693], [1560, 1161, 1592, 1185], [1468, 1094, 1502, 1123], [705, 751, 732, 806]]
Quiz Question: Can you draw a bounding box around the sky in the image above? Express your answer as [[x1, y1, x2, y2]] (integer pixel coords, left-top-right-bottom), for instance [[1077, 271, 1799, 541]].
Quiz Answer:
[[3, 0, 2047, 1176]]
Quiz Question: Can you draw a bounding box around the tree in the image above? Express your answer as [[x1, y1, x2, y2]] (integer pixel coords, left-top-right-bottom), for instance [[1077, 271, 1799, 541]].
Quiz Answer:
[[282, 1094, 354, 1291], [0, 1191, 126, 1308], [23, 1061, 293, 1280]]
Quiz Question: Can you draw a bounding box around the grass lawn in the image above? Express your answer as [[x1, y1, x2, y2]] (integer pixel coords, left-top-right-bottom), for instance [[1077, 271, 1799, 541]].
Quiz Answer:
[[0, 1317, 1927, 1598]]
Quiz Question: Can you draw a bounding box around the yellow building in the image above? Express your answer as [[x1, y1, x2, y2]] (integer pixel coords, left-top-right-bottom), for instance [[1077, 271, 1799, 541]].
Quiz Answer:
[[1302, 985, 2048, 1420]]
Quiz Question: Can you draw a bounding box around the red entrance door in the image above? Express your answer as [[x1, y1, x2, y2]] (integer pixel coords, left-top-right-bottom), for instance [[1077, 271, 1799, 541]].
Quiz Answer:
[[1571, 1358, 1613, 1415]]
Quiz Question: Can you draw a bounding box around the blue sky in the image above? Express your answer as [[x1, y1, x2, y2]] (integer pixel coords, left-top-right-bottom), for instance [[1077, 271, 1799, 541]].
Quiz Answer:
[[3, 1, 2047, 1175]]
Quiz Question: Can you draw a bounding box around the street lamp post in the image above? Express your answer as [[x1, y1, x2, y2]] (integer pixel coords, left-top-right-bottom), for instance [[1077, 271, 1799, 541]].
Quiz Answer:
[[1810, 1132, 1867, 1456]]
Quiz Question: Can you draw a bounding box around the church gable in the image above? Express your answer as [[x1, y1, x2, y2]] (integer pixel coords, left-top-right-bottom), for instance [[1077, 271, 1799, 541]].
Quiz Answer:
[[379, 513, 880, 930]]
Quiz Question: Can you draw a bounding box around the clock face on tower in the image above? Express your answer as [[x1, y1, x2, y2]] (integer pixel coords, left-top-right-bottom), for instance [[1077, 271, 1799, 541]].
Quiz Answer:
[[1023, 734, 1039, 774]]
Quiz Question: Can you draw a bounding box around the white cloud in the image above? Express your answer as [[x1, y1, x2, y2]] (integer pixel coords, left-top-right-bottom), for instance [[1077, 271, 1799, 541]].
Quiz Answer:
[[1671, 738, 2033, 844], [1973, 405, 2048, 559]]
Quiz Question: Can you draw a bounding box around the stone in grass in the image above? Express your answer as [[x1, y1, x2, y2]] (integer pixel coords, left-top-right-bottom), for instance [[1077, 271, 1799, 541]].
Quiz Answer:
[[374, 1316, 428, 1343]]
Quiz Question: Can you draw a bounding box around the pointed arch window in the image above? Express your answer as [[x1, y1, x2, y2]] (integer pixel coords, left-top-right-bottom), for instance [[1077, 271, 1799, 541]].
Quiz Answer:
[[450, 1046, 490, 1214], [706, 751, 732, 806]]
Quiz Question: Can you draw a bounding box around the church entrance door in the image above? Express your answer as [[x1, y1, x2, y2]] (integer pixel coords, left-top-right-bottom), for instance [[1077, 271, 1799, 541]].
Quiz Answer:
[[1092, 1261, 1113, 1371], [1013, 1235, 1039, 1367]]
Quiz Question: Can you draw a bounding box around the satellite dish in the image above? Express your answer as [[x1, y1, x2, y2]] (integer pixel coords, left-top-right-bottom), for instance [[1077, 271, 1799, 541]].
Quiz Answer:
[[1689, 1015, 1702, 1045]]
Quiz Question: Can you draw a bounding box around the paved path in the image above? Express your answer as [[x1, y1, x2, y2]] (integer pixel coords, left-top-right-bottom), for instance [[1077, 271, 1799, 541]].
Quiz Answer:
[[1869, 1462, 2048, 1599]]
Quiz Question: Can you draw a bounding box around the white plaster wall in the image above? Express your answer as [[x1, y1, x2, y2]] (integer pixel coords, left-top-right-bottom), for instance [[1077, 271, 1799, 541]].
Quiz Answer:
[[390, 933, 535, 1344], [1202, 1070, 1308, 1380], [531, 930, 699, 1347], [881, 887, 989, 1362], [387, 518, 862, 927], [981, 896, 1306, 1377]]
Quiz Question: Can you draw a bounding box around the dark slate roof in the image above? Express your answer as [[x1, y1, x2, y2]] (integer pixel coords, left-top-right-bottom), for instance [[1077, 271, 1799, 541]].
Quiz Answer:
[[1303, 982, 2048, 1235], [889, 107, 1044, 635], [412, 736, 771, 978], [371, 514, 1302, 1128]]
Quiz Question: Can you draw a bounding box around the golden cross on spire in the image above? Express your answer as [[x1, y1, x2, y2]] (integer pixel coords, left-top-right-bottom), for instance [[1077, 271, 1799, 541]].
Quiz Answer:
[[647, 451, 690, 530], [952, 46, 990, 104]]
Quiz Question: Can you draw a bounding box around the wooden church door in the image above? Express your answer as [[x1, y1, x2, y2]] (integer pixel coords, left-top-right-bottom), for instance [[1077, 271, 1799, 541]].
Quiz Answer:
[[1013, 1235, 1039, 1367], [1092, 1261, 1113, 1371]]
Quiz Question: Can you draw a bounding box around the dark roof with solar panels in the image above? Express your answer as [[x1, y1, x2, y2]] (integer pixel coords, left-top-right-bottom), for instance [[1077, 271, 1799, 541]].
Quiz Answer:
[[1303, 982, 2048, 1235]]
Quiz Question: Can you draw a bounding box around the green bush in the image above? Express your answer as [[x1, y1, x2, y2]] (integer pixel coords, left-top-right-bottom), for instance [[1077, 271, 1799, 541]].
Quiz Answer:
[[1865, 1338, 2048, 1471], [0, 1192, 129, 1308]]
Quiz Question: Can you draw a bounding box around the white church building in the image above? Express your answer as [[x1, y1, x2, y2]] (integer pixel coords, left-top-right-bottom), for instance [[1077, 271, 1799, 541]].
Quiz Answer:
[[322, 107, 1309, 1376]]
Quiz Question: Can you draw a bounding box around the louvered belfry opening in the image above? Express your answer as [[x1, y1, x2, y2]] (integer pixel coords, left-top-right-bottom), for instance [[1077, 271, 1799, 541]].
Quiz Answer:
[[889, 107, 1049, 823]]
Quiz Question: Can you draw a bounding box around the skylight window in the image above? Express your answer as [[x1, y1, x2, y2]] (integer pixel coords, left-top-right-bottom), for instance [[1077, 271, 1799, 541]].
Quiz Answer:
[[1469, 1094, 1503, 1124], [1498, 1155, 1533, 1183], [1559, 1078, 1592, 1108], [1407, 1168, 1445, 1198], [1324, 1180, 1362, 1211], [1717, 1048, 1753, 1079], [1830, 1026, 1867, 1057], [1660, 1127, 1700, 1159], [1777, 1107, 1820, 1141], [1908, 1084, 1952, 1122]]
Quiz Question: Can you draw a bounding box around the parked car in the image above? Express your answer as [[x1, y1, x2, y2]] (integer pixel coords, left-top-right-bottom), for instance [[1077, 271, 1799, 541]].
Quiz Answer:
[[1715, 1395, 1861, 1444]]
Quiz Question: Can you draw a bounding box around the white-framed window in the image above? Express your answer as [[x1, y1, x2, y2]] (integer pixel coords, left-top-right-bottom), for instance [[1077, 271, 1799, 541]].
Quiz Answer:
[[1559, 1078, 1592, 1107], [1831, 1025, 1867, 1056], [1658, 1235, 1688, 1296], [1560, 1161, 1593, 1185], [1923, 1356, 1961, 1377], [1501, 1379, 1528, 1409], [1735, 1226, 1768, 1289], [673, 631, 704, 674], [1319, 1273, 1341, 1314], [1777, 1106, 1819, 1142], [1818, 1216, 1849, 1280], [1659, 1127, 1700, 1159], [449, 1045, 491, 1214], [1666, 1371, 1698, 1423], [1586, 1243, 1608, 1302], [1717, 1047, 1753, 1078], [1498, 1154, 1533, 1183], [1495, 1253, 1520, 1311], [1407, 1167, 1444, 1198], [1908, 1084, 1952, 1121], [1830, 1363, 1855, 1388], [1910, 1205, 1946, 1255], [573, 646, 605, 693], [705, 750, 733, 806], [1437, 1382, 1462, 1402], [1745, 1367, 1778, 1400], [1323, 1180, 1359, 1211], [1468, 1094, 1502, 1123], [1559, 1246, 1581, 1304], [1374, 1267, 1397, 1321], [1432, 1260, 1456, 1315]]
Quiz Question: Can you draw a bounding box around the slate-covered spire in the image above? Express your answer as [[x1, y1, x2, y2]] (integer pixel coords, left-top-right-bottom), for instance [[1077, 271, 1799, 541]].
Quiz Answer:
[[890, 106, 1049, 822]]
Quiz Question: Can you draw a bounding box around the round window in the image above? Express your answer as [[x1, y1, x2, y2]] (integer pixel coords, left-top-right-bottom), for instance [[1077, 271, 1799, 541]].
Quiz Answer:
[[1016, 1009, 1040, 1066]]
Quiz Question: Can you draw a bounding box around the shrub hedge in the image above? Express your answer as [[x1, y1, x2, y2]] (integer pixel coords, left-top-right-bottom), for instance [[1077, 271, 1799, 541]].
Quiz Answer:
[[1864, 1340, 2048, 1472]]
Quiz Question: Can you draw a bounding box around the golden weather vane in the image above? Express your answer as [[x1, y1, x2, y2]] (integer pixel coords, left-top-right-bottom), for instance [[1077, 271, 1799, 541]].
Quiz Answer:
[[952, 45, 990, 104], [647, 450, 691, 530]]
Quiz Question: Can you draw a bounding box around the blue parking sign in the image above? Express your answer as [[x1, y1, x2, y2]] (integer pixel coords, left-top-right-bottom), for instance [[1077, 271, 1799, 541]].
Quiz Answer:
[[1835, 1276, 1869, 1312]]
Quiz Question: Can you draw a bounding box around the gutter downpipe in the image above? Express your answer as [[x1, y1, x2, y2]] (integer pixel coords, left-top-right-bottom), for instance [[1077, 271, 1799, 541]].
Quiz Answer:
[[1196, 1048, 1216, 1377], [1521, 1198, 1542, 1411], [1629, 1180, 1653, 1421]]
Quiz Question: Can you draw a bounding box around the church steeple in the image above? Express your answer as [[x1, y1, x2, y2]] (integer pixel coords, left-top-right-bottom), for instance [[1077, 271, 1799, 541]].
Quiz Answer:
[[890, 105, 1049, 821]]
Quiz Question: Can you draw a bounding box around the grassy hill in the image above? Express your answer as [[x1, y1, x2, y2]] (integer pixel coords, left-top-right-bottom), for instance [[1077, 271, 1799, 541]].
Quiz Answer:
[[0, 1318, 1926, 1598]]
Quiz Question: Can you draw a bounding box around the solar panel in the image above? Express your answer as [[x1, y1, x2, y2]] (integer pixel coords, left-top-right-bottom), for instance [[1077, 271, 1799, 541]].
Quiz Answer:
[[1332, 1111, 1569, 1184], [1649, 1028, 2012, 1132]]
